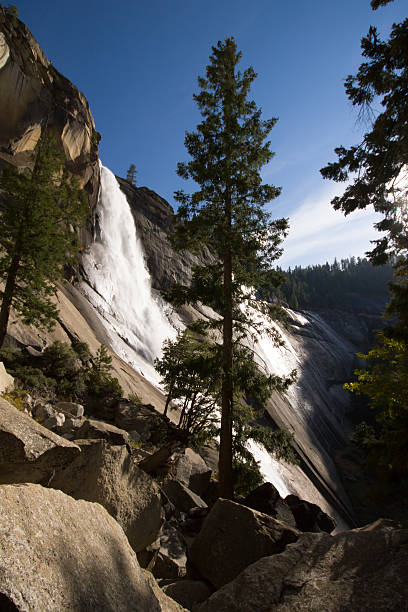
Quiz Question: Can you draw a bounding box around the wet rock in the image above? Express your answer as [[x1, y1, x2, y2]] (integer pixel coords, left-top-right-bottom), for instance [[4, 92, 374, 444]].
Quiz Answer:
[[195, 519, 408, 612], [0, 397, 80, 484], [49, 439, 163, 552], [0, 483, 185, 611], [189, 499, 299, 589]]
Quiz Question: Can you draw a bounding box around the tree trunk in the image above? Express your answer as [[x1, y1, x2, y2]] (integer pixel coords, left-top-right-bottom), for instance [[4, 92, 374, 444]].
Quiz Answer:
[[0, 252, 20, 349], [219, 173, 234, 498], [163, 379, 174, 418]]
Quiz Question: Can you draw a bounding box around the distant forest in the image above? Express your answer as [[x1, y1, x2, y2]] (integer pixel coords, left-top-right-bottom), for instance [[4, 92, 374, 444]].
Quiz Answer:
[[275, 257, 394, 310]]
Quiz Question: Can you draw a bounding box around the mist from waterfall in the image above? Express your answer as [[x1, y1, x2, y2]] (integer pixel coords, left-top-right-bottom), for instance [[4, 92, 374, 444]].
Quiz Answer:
[[81, 165, 179, 385]]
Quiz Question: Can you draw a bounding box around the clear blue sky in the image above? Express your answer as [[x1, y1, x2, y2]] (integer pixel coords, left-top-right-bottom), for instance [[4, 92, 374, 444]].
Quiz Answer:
[[15, 0, 406, 268]]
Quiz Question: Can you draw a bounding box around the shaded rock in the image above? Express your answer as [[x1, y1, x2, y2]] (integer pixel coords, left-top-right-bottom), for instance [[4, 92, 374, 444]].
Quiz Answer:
[[55, 401, 84, 418], [49, 439, 163, 552], [114, 400, 167, 443], [195, 519, 408, 612], [179, 507, 209, 536], [285, 493, 336, 533], [153, 521, 188, 579], [43, 411, 65, 430], [60, 416, 84, 435], [0, 483, 185, 611], [172, 448, 212, 497], [32, 402, 56, 423], [243, 482, 296, 529], [0, 397, 80, 484], [74, 418, 130, 446], [162, 580, 212, 610], [189, 499, 299, 589], [196, 445, 218, 475], [162, 479, 207, 514], [0, 361, 13, 392]]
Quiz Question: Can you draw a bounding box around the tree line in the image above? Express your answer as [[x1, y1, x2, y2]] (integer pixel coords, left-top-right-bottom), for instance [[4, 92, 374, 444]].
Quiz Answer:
[[275, 258, 394, 311]]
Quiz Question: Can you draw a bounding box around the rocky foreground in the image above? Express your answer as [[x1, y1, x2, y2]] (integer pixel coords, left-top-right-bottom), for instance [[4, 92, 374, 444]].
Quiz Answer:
[[0, 396, 407, 611]]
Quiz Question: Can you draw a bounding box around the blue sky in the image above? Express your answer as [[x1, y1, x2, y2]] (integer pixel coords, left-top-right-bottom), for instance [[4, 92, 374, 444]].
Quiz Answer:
[[15, 0, 406, 268]]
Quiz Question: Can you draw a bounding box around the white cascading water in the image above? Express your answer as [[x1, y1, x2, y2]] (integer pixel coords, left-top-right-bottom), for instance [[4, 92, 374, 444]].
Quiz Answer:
[[81, 165, 179, 385]]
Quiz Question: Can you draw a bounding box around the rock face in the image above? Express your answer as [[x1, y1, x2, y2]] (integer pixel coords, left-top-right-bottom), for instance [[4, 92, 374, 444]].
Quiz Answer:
[[117, 178, 214, 292], [0, 397, 80, 484], [196, 520, 408, 612], [0, 483, 185, 611], [0, 11, 99, 209], [49, 439, 163, 552], [189, 499, 299, 589]]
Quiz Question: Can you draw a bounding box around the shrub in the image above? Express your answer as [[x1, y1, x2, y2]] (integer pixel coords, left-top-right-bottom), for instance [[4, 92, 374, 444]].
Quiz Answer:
[[43, 341, 80, 380]]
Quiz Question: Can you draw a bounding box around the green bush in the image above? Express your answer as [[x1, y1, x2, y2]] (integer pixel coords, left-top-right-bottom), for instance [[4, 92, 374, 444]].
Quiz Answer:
[[43, 341, 80, 380], [12, 366, 56, 396]]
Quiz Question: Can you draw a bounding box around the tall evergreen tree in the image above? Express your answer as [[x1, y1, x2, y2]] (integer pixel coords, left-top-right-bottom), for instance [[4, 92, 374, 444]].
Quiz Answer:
[[0, 135, 87, 347], [170, 38, 289, 498]]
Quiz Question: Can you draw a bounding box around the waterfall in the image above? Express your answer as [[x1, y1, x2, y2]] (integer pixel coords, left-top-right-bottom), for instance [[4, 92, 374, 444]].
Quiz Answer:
[[79, 167, 348, 519], [81, 165, 179, 385]]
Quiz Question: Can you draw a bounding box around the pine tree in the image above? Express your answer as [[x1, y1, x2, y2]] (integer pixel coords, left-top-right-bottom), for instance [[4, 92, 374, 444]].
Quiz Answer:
[[126, 164, 137, 186], [170, 38, 290, 498], [0, 135, 88, 348]]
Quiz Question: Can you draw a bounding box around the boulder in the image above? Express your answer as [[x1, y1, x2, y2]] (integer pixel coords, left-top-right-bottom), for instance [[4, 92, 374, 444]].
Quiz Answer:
[[0, 361, 13, 392], [0, 397, 80, 484], [74, 418, 130, 446], [32, 402, 57, 423], [172, 448, 212, 497], [55, 401, 84, 418], [60, 416, 84, 435], [243, 482, 297, 529], [189, 499, 299, 589], [152, 521, 188, 579], [0, 483, 185, 611], [195, 519, 408, 612], [43, 412, 65, 430], [285, 493, 336, 533], [162, 479, 207, 513], [162, 580, 212, 610], [49, 439, 163, 552], [114, 400, 167, 442]]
